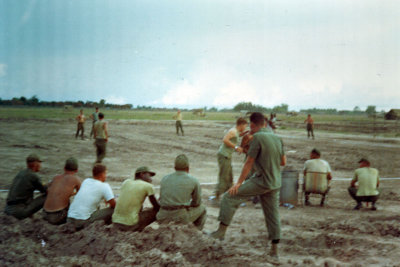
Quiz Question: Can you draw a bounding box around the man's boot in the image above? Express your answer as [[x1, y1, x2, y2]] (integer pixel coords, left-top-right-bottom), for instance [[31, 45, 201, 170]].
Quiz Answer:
[[209, 223, 227, 241], [354, 202, 362, 210], [371, 202, 377, 211], [267, 242, 280, 264], [305, 194, 310, 206]]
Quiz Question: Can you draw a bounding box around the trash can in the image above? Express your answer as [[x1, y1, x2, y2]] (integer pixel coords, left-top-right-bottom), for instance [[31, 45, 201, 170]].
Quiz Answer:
[[280, 170, 299, 206]]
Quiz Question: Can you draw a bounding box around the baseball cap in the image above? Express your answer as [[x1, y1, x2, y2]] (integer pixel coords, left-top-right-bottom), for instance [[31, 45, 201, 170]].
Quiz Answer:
[[135, 166, 156, 176], [175, 154, 189, 169], [26, 153, 42, 163], [65, 157, 79, 171]]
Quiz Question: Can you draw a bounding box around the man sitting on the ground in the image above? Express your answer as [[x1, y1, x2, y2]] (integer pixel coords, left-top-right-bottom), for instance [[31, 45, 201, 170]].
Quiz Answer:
[[348, 158, 380, 210], [113, 166, 160, 231], [43, 157, 81, 225], [156, 154, 206, 230], [303, 148, 332, 206], [67, 163, 115, 230], [4, 154, 47, 219]]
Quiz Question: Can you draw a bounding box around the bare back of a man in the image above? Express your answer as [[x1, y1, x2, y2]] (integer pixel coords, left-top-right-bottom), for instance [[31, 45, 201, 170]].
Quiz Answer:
[[44, 174, 81, 212]]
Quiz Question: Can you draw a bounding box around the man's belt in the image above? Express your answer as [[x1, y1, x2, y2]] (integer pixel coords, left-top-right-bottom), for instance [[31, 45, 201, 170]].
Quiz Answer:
[[161, 205, 190, 211], [7, 199, 27, 206]]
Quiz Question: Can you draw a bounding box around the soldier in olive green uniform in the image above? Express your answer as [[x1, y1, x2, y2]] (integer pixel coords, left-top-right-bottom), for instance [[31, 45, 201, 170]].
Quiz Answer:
[[156, 154, 206, 230], [213, 118, 248, 203], [4, 154, 47, 219], [93, 112, 108, 163], [210, 112, 286, 263]]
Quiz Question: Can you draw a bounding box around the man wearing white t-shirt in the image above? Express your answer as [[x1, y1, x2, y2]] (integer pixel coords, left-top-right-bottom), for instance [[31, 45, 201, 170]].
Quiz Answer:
[[67, 164, 116, 230], [303, 148, 332, 206]]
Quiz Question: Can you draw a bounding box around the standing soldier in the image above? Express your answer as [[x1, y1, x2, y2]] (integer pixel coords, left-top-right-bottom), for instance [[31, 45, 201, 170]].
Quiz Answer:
[[210, 112, 286, 263], [94, 113, 108, 163], [304, 114, 315, 139], [75, 109, 86, 140], [210, 117, 248, 205], [173, 110, 184, 136], [90, 107, 99, 138]]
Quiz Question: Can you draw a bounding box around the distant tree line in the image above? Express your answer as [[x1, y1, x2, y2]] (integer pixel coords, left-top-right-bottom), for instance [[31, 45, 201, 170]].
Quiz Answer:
[[233, 102, 289, 114]]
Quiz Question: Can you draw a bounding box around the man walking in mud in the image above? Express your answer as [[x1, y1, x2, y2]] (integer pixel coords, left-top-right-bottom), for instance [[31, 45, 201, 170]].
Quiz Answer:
[[210, 117, 248, 205], [4, 154, 47, 219], [93, 112, 108, 163], [43, 157, 81, 225], [113, 166, 160, 231], [173, 110, 184, 136], [157, 154, 206, 230], [304, 114, 315, 139], [75, 109, 86, 140], [210, 112, 286, 263], [348, 158, 380, 210], [89, 107, 99, 138]]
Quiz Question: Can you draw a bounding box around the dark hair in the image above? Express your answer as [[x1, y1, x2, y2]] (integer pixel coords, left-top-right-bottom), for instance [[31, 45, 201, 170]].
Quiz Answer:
[[236, 117, 248, 126], [311, 148, 321, 156], [98, 112, 104, 119], [250, 112, 265, 126], [93, 164, 106, 177]]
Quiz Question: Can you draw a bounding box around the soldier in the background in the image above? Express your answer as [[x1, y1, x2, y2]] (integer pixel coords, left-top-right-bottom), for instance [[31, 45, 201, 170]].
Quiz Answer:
[[4, 154, 47, 219], [173, 110, 184, 136], [304, 114, 315, 139], [94, 112, 108, 163], [75, 109, 86, 140], [89, 107, 99, 138]]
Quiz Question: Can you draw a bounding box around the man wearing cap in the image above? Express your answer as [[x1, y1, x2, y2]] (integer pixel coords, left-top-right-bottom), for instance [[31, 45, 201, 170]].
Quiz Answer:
[[67, 163, 116, 230], [210, 112, 286, 263], [93, 112, 108, 163], [42, 157, 82, 225], [4, 154, 47, 219], [303, 148, 333, 206], [112, 166, 160, 231], [156, 154, 206, 230], [348, 158, 380, 210]]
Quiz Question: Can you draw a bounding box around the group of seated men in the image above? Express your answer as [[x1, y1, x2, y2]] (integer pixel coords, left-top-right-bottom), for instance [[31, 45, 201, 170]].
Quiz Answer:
[[4, 153, 206, 232], [303, 148, 380, 210]]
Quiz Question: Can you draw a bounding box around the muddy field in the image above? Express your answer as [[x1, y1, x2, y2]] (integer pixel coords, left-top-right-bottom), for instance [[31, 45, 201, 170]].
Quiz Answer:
[[1, 118, 400, 266]]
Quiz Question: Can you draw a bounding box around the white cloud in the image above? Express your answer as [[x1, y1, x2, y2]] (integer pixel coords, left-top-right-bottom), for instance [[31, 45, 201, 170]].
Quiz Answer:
[[0, 64, 7, 77], [105, 95, 127, 105]]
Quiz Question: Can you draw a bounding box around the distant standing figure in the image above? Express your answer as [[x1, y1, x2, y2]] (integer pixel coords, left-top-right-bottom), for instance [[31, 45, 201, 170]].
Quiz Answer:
[[156, 154, 206, 230], [213, 117, 248, 203], [303, 149, 332, 206], [93, 112, 108, 163], [67, 164, 116, 230], [75, 109, 86, 140], [43, 157, 81, 225], [348, 158, 380, 210], [113, 166, 160, 231], [4, 154, 47, 219], [304, 114, 314, 139], [174, 110, 184, 136], [90, 107, 99, 138]]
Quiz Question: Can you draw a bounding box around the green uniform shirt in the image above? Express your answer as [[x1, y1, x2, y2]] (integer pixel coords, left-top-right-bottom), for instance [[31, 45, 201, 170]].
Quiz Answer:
[[352, 167, 379, 196], [94, 120, 107, 139], [159, 171, 202, 207], [7, 169, 47, 203], [247, 128, 285, 190], [218, 128, 239, 159], [92, 112, 99, 122]]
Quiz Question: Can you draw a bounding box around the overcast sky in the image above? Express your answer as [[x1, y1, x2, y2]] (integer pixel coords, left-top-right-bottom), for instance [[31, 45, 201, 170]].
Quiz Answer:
[[0, 0, 399, 111]]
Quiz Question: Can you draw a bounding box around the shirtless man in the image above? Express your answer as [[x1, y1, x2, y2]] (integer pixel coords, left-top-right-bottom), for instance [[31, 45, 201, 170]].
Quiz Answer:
[[43, 157, 81, 225], [93, 112, 108, 163], [173, 110, 184, 136], [304, 114, 314, 139], [75, 109, 86, 140]]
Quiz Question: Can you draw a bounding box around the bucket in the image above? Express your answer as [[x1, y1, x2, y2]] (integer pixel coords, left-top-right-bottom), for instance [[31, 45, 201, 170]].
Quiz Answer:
[[280, 170, 299, 206]]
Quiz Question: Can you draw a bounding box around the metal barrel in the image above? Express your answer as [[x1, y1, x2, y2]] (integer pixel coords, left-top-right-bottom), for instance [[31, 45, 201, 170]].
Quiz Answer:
[[280, 170, 299, 206]]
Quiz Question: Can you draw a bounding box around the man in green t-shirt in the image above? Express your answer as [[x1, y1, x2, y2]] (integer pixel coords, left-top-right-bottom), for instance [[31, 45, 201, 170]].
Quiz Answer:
[[89, 107, 99, 138], [210, 112, 286, 263], [348, 158, 380, 210], [211, 117, 248, 205], [4, 154, 47, 219], [156, 154, 206, 230], [113, 166, 160, 231]]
